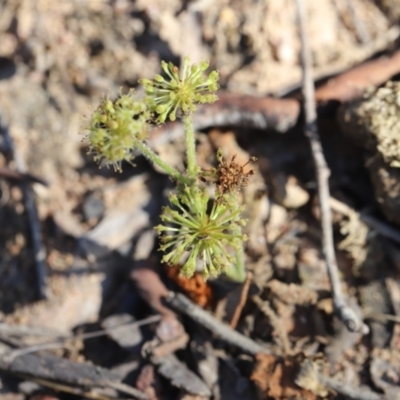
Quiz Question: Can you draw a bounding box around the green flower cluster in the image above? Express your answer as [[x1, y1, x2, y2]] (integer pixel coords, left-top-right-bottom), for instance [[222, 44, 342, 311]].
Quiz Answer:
[[87, 92, 149, 171], [156, 186, 247, 280], [85, 58, 252, 281], [141, 57, 220, 123]]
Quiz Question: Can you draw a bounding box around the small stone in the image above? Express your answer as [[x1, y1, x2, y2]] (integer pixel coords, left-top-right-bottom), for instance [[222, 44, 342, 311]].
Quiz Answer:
[[83, 194, 104, 221]]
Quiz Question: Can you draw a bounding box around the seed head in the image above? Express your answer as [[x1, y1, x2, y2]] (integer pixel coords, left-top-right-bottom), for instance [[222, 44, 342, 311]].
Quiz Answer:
[[214, 150, 257, 196]]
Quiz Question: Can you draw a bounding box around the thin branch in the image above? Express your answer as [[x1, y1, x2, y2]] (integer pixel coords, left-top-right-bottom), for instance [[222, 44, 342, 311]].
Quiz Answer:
[[230, 272, 252, 329], [294, 0, 368, 334], [3, 315, 161, 361], [106, 380, 150, 400], [165, 292, 271, 355], [360, 214, 400, 245], [0, 114, 48, 299]]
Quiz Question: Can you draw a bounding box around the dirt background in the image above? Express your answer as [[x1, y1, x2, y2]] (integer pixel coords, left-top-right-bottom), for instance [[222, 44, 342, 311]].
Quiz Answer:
[[1, 0, 400, 399]]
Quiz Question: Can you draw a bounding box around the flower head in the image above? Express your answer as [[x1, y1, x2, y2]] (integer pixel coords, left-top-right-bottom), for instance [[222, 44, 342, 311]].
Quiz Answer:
[[141, 57, 219, 123], [86, 91, 149, 171], [156, 186, 247, 280]]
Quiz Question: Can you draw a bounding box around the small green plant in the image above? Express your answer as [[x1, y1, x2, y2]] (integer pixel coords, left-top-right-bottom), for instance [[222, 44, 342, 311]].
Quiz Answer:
[[85, 57, 254, 281]]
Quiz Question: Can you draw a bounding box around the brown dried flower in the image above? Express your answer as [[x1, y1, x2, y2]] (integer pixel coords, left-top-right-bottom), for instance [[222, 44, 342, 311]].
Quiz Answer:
[[214, 150, 257, 196]]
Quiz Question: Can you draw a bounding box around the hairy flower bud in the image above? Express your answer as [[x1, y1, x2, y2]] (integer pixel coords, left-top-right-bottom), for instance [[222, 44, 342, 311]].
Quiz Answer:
[[86, 91, 149, 171]]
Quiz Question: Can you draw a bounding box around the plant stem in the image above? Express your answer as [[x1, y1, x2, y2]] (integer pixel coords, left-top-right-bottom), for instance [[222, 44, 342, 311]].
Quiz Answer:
[[225, 225, 246, 282], [183, 114, 197, 178], [233, 245, 246, 283], [134, 140, 191, 184]]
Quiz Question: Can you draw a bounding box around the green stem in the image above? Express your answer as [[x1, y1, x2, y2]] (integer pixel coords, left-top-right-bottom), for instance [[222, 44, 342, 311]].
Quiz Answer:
[[233, 245, 246, 283], [225, 226, 246, 283], [183, 114, 197, 178], [134, 140, 190, 184]]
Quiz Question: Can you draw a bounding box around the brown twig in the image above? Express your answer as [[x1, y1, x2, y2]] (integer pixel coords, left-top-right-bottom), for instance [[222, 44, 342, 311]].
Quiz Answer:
[[230, 272, 252, 329], [315, 48, 400, 103], [106, 380, 150, 400], [148, 94, 300, 148], [196, 92, 300, 133], [0, 114, 48, 299], [165, 292, 271, 355], [295, 0, 368, 334]]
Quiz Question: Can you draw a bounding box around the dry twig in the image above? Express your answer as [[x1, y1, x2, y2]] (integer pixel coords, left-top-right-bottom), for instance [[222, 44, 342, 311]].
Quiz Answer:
[[165, 292, 271, 355], [0, 114, 48, 299], [230, 272, 252, 329], [295, 0, 368, 334], [315, 45, 400, 103], [2, 315, 161, 362]]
